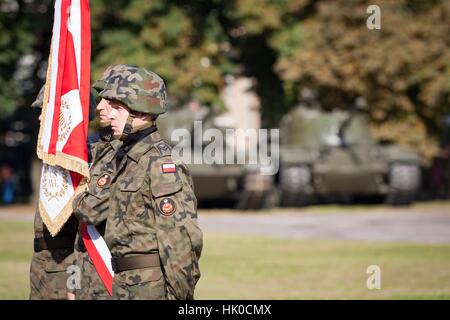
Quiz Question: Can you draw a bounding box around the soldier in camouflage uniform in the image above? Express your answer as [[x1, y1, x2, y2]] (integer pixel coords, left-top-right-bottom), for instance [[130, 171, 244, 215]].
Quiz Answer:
[[29, 86, 78, 300], [73, 64, 203, 300], [72, 78, 121, 300]]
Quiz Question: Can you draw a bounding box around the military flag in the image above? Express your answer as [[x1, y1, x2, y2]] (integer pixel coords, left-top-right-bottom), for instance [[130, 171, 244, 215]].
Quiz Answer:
[[37, 0, 91, 236]]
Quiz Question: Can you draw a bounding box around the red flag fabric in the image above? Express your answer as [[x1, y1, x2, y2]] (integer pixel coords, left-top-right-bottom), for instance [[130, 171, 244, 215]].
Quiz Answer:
[[37, 0, 91, 236]]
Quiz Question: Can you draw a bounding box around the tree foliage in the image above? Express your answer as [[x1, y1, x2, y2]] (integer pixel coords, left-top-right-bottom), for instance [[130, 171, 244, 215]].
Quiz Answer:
[[1, 0, 449, 161], [272, 0, 450, 160], [0, 0, 53, 115]]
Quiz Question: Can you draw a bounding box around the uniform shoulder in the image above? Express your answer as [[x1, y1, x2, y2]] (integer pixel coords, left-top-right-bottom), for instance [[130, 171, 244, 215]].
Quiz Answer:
[[152, 139, 173, 157], [89, 141, 109, 161], [148, 140, 193, 196], [90, 140, 121, 166], [148, 137, 191, 175]]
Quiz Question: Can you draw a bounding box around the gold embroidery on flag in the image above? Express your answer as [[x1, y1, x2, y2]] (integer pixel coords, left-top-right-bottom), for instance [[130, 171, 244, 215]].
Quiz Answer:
[[41, 165, 69, 202], [39, 177, 87, 237], [58, 98, 72, 142]]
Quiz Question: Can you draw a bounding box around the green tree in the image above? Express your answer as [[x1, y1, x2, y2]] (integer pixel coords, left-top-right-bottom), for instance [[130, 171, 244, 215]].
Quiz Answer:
[[0, 0, 53, 115], [271, 0, 450, 160], [90, 0, 235, 109], [2, 0, 449, 162]]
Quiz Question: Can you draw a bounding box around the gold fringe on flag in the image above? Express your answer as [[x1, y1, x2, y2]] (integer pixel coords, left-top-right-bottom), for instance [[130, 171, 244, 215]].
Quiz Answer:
[[39, 177, 87, 237], [36, 42, 90, 236]]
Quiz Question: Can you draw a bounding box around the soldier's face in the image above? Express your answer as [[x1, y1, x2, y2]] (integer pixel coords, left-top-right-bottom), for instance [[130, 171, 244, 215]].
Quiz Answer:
[[108, 100, 130, 135], [96, 98, 113, 125]]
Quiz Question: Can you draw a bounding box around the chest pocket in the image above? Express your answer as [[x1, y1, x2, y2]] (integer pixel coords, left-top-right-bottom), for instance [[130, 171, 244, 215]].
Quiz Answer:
[[118, 158, 147, 192], [117, 174, 147, 220], [119, 175, 146, 192]]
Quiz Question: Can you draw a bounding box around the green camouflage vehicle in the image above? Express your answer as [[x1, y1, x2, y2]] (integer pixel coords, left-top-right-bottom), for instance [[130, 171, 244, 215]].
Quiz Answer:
[[157, 104, 274, 210], [278, 102, 421, 206]]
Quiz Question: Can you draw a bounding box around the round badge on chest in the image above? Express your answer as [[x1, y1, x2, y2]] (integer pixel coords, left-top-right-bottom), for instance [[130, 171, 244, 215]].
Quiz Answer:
[[159, 198, 176, 216], [97, 173, 111, 187]]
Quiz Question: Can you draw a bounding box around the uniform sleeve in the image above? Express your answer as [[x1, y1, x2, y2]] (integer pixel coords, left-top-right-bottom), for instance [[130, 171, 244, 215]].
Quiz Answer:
[[72, 142, 116, 226], [150, 157, 203, 300], [33, 207, 44, 238], [72, 176, 110, 225]]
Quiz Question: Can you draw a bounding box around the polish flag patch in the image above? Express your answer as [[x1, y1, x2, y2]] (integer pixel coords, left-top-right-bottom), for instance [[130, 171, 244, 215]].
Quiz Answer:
[[162, 163, 176, 173]]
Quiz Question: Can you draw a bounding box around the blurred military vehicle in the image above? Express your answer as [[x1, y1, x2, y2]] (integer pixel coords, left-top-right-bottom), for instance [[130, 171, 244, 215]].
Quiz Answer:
[[278, 94, 421, 206], [157, 100, 274, 210]]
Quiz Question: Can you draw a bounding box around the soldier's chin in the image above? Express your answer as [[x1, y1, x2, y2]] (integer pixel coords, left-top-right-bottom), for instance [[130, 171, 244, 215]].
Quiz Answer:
[[99, 115, 109, 123], [99, 118, 110, 126], [111, 127, 122, 137]]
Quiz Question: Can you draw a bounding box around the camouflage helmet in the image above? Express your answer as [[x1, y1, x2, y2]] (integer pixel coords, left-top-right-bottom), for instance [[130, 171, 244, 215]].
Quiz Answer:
[[94, 64, 167, 115], [31, 85, 45, 109]]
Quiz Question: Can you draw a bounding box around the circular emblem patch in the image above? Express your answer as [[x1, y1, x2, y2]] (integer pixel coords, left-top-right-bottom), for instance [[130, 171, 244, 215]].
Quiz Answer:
[[57, 98, 72, 143], [97, 174, 110, 187], [159, 198, 176, 216]]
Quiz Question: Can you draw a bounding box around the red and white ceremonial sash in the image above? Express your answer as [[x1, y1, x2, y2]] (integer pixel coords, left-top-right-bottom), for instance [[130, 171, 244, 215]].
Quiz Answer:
[[37, 0, 91, 236], [82, 224, 114, 296]]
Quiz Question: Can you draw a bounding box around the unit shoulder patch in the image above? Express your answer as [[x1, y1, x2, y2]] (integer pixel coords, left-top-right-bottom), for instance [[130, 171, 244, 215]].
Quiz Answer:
[[97, 173, 111, 187]]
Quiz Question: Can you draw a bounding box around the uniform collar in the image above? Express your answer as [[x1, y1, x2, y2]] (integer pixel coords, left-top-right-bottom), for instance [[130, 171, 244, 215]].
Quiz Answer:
[[110, 139, 123, 151], [126, 130, 162, 162]]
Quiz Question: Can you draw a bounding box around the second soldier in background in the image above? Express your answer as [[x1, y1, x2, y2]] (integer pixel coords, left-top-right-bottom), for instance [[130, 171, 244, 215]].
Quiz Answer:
[[71, 82, 121, 299]]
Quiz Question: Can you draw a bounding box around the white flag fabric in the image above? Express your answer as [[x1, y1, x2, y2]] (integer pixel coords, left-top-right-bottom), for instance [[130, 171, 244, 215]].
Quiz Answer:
[[37, 0, 91, 236]]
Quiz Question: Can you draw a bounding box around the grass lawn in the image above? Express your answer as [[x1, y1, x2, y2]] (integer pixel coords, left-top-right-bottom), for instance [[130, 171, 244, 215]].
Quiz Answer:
[[1, 219, 450, 299], [0, 219, 34, 299]]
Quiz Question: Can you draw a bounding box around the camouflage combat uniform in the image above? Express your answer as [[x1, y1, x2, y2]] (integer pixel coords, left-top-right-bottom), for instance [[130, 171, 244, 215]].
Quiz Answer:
[[73, 65, 203, 300], [73, 137, 122, 300], [72, 77, 119, 300], [29, 84, 110, 300], [29, 86, 78, 300], [29, 210, 78, 299]]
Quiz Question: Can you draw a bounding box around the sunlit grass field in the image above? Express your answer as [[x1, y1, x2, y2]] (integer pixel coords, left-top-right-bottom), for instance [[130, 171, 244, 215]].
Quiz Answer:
[[1, 218, 450, 299]]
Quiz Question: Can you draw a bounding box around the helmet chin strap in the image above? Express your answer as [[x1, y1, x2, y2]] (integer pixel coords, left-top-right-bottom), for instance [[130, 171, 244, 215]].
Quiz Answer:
[[118, 113, 135, 141]]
